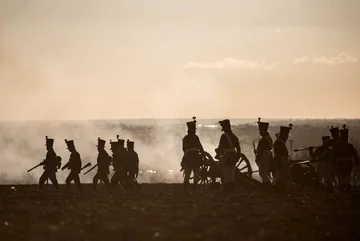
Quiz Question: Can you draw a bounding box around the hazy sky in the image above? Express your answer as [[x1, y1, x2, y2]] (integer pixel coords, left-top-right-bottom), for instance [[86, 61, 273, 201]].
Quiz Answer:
[[1, 0, 360, 120]]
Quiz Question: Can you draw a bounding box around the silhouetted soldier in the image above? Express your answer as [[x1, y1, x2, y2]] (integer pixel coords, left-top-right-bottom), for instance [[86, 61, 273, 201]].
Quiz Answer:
[[125, 140, 140, 189], [333, 125, 359, 192], [216, 119, 241, 192], [93, 138, 111, 189], [309, 136, 334, 192], [273, 124, 293, 191], [39, 136, 61, 189], [181, 117, 204, 192], [62, 139, 82, 190], [110, 137, 125, 188], [255, 118, 273, 185]]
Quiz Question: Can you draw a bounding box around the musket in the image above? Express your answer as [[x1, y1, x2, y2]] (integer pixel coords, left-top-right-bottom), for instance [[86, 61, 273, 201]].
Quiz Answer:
[[81, 162, 92, 171], [27, 161, 44, 172], [294, 146, 321, 152], [289, 159, 318, 165], [83, 164, 97, 175]]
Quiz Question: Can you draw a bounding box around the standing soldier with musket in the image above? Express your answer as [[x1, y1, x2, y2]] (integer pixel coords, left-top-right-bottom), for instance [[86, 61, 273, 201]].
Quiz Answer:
[[181, 117, 204, 192], [309, 136, 334, 192], [62, 139, 82, 190], [215, 119, 241, 192], [255, 118, 273, 186], [125, 140, 140, 189], [93, 137, 111, 189], [273, 124, 293, 191], [39, 136, 61, 189], [333, 125, 359, 192]]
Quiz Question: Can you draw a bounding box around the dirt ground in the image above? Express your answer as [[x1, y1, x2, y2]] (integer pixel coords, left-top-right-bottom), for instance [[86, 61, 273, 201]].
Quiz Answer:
[[0, 184, 360, 241]]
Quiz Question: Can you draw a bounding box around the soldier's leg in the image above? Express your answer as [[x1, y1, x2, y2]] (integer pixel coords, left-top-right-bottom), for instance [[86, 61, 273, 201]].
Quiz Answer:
[[39, 170, 49, 189], [193, 167, 200, 190], [93, 173, 100, 189], [183, 168, 191, 191], [111, 172, 119, 188], [73, 173, 82, 190], [65, 172, 74, 188], [259, 159, 271, 184], [100, 174, 111, 189], [48, 173, 60, 189]]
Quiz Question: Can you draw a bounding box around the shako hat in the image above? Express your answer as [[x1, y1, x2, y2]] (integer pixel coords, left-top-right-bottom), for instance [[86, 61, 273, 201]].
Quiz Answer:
[[219, 119, 231, 131], [339, 124, 349, 141], [116, 135, 125, 147], [279, 124, 293, 137], [45, 136, 54, 147], [186, 117, 197, 130], [321, 136, 331, 144], [330, 126, 340, 138], [64, 139, 75, 149], [257, 117, 269, 132], [97, 137, 106, 147]]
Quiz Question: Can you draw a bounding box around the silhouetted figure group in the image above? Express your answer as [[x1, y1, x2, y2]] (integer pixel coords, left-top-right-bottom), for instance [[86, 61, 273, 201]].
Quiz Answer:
[[181, 117, 360, 193], [34, 135, 140, 190]]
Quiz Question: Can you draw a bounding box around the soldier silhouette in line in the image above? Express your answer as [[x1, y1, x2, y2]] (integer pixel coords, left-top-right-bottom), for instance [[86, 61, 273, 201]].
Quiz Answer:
[[273, 124, 293, 191], [181, 117, 204, 192], [39, 136, 61, 189], [93, 138, 111, 189], [333, 125, 359, 192], [110, 136, 126, 188], [255, 118, 273, 186], [62, 139, 82, 190], [215, 119, 241, 192], [124, 140, 140, 189], [309, 136, 334, 192]]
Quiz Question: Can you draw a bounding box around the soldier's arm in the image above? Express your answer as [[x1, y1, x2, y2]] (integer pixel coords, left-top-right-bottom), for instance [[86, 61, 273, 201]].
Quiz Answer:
[[182, 137, 187, 153], [256, 138, 266, 163]]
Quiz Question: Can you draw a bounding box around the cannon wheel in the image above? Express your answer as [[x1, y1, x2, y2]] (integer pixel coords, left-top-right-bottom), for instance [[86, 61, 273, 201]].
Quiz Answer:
[[198, 152, 216, 185], [236, 153, 253, 177]]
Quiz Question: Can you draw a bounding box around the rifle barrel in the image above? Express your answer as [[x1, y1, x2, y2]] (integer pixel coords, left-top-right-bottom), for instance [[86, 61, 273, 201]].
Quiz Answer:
[[84, 164, 97, 175], [27, 163, 42, 172]]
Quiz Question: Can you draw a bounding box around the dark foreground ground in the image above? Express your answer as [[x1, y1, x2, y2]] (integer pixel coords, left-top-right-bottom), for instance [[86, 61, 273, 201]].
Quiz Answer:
[[1, 184, 360, 241]]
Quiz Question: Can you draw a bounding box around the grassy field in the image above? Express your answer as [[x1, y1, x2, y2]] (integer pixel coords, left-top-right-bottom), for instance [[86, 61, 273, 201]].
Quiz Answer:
[[1, 184, 360, 241]]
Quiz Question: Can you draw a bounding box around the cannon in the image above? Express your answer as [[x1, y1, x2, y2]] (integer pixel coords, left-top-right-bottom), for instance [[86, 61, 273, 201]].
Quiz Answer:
[[289, 159, 319, 188], [188, 151, 261, 189]]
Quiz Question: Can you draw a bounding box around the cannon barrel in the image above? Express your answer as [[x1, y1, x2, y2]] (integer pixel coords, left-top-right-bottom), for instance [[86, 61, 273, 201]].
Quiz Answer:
[[293, 146, 321, 152]]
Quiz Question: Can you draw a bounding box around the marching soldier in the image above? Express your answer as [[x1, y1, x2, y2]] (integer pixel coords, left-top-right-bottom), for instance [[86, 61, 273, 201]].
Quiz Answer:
[[110, 136, 127, 188], [309, 136, 334, 192], [181, 117, 204, 192], [93, 137, 111, 189], [273, 124, 293, 191], [255, 118, 273, 185], [216, 119, 241, 192], [333, 125, 359, 192], [125, 140, 140, 189], [62, 139, 82, 190], [39, 136, 61, 189]]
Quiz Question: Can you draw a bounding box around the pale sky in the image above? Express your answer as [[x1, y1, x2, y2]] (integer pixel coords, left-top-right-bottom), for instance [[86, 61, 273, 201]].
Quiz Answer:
[[0, 0, 360, 120]]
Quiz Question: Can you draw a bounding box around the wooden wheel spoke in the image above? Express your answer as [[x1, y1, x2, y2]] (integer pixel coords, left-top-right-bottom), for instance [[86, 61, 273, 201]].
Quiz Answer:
[[238, 165, 248, 172]]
